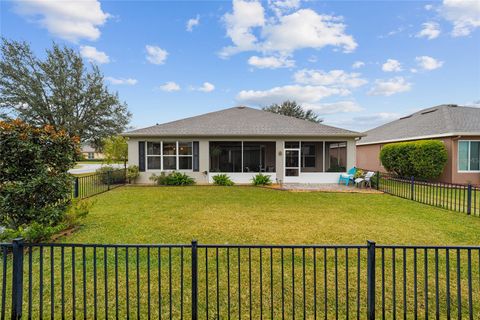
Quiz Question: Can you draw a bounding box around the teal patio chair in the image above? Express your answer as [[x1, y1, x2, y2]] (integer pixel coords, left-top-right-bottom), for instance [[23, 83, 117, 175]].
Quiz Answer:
[[338, 167, 356, 185]]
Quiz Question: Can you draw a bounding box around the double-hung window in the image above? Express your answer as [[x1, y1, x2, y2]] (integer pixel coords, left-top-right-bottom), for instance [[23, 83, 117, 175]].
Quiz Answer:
[[458, 140, 480, 172], [146, 141, 193, 171], [147, 142, 161, 169]]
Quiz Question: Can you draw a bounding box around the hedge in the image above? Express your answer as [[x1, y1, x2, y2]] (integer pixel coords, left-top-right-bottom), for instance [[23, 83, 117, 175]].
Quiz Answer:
[[379, 140, 448, 180]]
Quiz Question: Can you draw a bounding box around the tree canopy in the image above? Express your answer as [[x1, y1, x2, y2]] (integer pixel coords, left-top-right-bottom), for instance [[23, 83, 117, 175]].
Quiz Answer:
[[262, 101, 322, 123], [0, 38, 131, 148], [103, 135, 128, 167]]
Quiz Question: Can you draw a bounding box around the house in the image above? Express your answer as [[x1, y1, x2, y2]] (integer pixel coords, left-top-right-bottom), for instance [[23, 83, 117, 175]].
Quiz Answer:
[[80, 144, 105, 160], [356, 104, 480, 185], [123, 106, 363, 184]]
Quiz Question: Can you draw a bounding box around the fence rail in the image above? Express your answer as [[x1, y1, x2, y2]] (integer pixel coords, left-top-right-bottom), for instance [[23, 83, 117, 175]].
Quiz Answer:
[[1, 239, 479, 319], [360, 170, 480, 217], [72, 168, 127, 199]]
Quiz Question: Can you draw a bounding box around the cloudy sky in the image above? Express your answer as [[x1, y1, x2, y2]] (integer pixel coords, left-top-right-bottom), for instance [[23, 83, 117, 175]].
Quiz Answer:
[[1, 0, 479, 131]]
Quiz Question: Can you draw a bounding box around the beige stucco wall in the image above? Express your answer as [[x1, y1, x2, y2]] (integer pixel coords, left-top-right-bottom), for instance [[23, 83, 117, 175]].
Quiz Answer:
[[128, 137, 357, 184]]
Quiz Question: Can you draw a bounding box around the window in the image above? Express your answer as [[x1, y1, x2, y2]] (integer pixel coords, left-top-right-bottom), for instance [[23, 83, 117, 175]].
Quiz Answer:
[[87, 152, 94, 160], [458, 141, 480, 172], [325, 141, 347, 172], [301, 142, 323, 172], [146, 141, 193, 171], [178, 142, 193, 170], [209, 142, 242, 172]]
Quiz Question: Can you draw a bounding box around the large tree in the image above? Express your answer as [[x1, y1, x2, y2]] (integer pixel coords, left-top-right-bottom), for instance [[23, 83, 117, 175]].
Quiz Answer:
[[262, 100, 322, 123], [0, 38, 131, 148]]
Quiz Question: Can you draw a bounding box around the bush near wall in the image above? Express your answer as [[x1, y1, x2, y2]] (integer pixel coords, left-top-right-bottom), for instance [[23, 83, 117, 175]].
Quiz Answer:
[[379, 140, 448, 180]]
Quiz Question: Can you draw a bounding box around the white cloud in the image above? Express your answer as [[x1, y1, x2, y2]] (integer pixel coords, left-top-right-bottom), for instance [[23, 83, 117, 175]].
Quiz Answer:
[[416, 22, 441, 39], [425, 4, 434, 11], [261, 9, 357, 54], [382, 59, 402, 72], [14, 0, 109, 42], [248, 55, 295, 69], [307, 101, 364, 114], [195, 82, 215, 92], [80, 46, 110, 64], [105, 77, 138, 85], [352, 61, 365, 69], [439, 0, 480, 36], [145, 45, 168, 65], [415, 56, 444, 70], [237, 84, 349, 108], [294, 69, 367, 88], [186, 15, 200, 32], [220, 2, 357, 57], [159, 82, 181, 92], [221, 0, 265, 57], [268, 0, 301, 16], [368, 77, 412, 96]]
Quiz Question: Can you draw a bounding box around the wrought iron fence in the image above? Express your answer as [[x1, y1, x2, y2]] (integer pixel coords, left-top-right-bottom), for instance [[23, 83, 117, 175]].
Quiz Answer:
[[1, 239, 479, 319], [359, 170, 480, 217], [72, 168, 127, 199]]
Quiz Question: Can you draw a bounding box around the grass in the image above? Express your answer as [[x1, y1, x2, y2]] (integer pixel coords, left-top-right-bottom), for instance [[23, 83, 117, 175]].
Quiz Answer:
[[379, 177, 480, 216], [5, 186, 480, 319]]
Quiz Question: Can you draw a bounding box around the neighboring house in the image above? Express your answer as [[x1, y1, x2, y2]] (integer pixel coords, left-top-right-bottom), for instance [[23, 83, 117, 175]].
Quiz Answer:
[[123, 106, 363, 184], [357, 104, 480, 185], [80, 144, 105, 160]]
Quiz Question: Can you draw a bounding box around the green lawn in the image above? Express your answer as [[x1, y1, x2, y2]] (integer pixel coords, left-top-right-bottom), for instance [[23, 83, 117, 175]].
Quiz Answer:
[[67, 186, 480, 245], [6, 186, 480, 319]]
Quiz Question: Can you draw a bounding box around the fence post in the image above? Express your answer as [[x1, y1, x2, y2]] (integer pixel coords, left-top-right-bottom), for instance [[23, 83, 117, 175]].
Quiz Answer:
[[376, 171, 380, 190], [367, 240, 376, 320], [74, 177, 79, 198], [191, 240, 198, 320], [410, 176, 415, 200], [107, 170, 111, 191], [11, 238, 24, 320], [467, 184, 472, 215]]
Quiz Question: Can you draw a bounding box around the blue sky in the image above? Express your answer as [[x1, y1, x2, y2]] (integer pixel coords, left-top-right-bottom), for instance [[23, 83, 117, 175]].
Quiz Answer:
[[1, 0, 479, 131]]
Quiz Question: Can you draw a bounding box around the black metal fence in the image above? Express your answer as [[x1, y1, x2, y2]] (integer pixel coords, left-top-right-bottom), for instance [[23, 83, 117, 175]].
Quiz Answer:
[[361, 170, 480, 216], [72, 168, 127, 199], [2, 239, 479, 319]]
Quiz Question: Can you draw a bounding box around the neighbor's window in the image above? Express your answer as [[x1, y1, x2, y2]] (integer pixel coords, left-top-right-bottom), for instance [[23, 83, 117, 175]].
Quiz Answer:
[[87, 152, 94, 160], [458, 141, 480, 172], [146, 141, 193, 170]]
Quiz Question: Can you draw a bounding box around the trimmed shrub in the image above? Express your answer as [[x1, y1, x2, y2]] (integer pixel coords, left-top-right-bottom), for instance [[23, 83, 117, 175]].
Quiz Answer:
[[96, 166, 125, 185], [251, 173, 272, 186], [150, 172, 195, 186], [380, 140, 447, 180], [212, 174, 234, 186]]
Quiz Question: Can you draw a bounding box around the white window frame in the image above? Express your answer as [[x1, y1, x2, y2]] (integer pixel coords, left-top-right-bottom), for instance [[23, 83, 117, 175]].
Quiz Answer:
[[458, 140, 480, 173], [145, 140, 193, 172]]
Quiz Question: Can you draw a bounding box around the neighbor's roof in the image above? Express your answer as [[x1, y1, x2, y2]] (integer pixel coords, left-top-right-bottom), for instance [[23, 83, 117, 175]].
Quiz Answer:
[[123, 106, 362, 138], [358, 104, 480, 145]]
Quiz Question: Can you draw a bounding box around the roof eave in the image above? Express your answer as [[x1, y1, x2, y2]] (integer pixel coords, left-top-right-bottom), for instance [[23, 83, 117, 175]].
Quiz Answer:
[[357, 132, 480, 146]]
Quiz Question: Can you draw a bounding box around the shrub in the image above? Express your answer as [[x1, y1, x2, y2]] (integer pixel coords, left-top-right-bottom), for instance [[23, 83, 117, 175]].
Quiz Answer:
[[150, 172, 195, 186], [0, 120, 78, 229], [127, 165, 140, 183], [212, 174, 234, 186], [380, 140, 447, 180], [96, 166, 125, 185], [251, 173, 272, 186], [354, 169, 364, 179]]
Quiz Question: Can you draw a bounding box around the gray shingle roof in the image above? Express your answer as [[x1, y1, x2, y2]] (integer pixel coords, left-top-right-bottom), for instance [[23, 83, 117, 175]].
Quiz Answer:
[[123, 106, 362, 138], [358, 105, 480, 145]]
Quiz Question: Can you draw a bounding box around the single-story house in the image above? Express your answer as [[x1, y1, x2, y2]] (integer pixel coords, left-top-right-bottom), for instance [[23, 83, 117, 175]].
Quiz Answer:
[[80, 144, 105, 160], [123, 106, 363, 184], [356, 104, 480, 185]]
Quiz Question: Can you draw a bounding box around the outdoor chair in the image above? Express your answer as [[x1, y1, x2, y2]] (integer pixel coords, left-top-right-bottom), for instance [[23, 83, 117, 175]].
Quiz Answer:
[[355, 171, 375, 188], [338, 167, 356, 185]]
